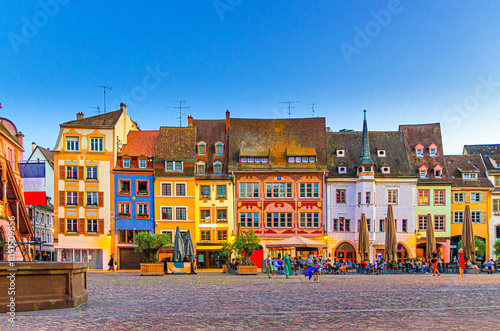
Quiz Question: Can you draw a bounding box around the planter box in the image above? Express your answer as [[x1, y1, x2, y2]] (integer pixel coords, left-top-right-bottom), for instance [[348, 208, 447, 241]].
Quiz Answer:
[[237, 265, 258, 275], [222, 265, 228, 273], [140, 263, 164, 276], [0, 262, 88, 312]]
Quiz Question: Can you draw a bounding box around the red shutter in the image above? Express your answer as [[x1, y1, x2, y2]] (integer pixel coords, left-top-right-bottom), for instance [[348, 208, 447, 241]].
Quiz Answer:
[[78, 218, 85, 234], [78, 166, 84, 180], [59, 191, 65, 206], [59, 165, 65, 180], [78, 192, 84, 207], [98, 192, 104, 207], [98, 219, 104, 234], [59, 218, 65, 234]]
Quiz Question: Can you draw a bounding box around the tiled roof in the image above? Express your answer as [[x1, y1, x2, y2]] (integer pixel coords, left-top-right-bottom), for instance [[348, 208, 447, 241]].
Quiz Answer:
[[38, 147, 54, 168], [444, 154, 494, 188], [464, 144, 500, 171], [192, 119, 230, 179], [61, 109, 123, 127], [120, 130, 159, 157], [228, 117, 327, 172], [399, 123, 451, 184], [326, 131, 416, 178], [154, 127, 196, 177]]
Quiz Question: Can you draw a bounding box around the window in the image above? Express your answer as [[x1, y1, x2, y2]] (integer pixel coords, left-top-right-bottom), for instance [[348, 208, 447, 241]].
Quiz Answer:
[[430, 148, 437, 157], [86, 192, 98, 207], [471, 192, 482, 203], [333, 217, 349, 232], [201, 230, 211, 241], [435, 169, 442, 178], [200, 185, 210, 199], [90, 137, 103, 152], [418, 190, 429, 205], [215, 143, 224, 155], [240, 157, 247, 163], [66, 192, 78, 206], [198, 143, 206, 155], [66, 137, 79, 151], [402, 219, 408, 233], [434, 216, 445, 231], [213, 162, 223, 175], [261, 157, 268, 163], [174, 161, 182, 171], [66, 166, 77, 180], [248, 157, 254, 163], [217, 230, 227, 241], [378, 149, 386, 157], [239, 182, 259, 198], [123, 158, 130, 168], [266, 182, 293, 198], [161, 207, 173, 220], [166, 161, 183, 172], [388, 190, 398, 204], [496, 225, 500, 239], [217, 185, 226, 198], [463, 173, 478, 180], [337, 150, 345, 157], [454, 192, 465, 203], [493, 199, 500, 213], [119, 180, 130, 194], [338, 166, 347, 174], [299, 183, 319, 198], [118, 203, 130, 217], [288, 157, 295, 163], [336, 189, 346, 204], [301, 157, 308, 163], [266, 213, 292, 228], [471, 211, 482, 223], [136, 181, 148, 195], [240, 213, 259, 228], [197, 164, 205, 175], [416, 149, 423, 157], [365, 192, 371, 205], [367, 219, 371, 232], [420, 169, 427, 179], [175, 207, 187, 220], [418, 215, 427, 231], [454, 211, 464, 223], [495, 176, 500, 187], [358, 192, 362, 205], [137, 204, 148, 217], [379, 219, 385, 232], [176, 183, 186, 196], [295, 157, 301, 163], [66, 219, 77, 233], [161, 183, 172, 196], [309, 157, 316, 163], [434, 190, 445, 206], [217, 209, 227, 222], [201, 209, 210, 221], [382, 167, 390, 174], [139, 159, 147, 169], [86, 167, 97, 180], [87, 219, 98, 233], [300, 213, 319, 228]]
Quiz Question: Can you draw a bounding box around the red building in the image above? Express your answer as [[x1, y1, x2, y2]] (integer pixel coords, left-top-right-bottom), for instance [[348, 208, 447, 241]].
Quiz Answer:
[[228, 117, 327, 257]]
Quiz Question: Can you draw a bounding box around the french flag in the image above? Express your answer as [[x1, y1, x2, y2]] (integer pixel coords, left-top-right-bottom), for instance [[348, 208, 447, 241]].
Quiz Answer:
[[19, 163, 47, 206]]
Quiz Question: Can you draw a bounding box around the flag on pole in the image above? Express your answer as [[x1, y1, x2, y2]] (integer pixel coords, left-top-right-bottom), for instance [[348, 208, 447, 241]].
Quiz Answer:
[[18, 163, 46, 205]]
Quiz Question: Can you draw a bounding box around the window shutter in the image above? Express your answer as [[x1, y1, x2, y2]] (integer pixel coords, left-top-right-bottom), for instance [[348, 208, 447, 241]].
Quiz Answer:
[[465, 193, 470, 203], [98, 192, 104, 207], [98, 219, 104, 234], [59, 191, 65, 206], [483, 212, 488, 223], [78, 192, 84, 206], [78, 218, 85, 234], [59, 218, 65, 233], [78, 166, 84, 180], [59, 165, 65, 180]]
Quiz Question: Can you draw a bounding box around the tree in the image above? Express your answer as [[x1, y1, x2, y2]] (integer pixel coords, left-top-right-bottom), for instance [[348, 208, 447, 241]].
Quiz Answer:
[[218, 242, 233, 268], [134, 232, 172, 263], [493, 240, 500, 258], [458, 237, 487, 261], [233, 230, 261, 266]]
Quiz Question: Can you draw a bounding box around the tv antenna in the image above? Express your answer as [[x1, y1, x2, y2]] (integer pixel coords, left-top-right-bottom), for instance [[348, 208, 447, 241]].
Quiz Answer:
[[94, 85, 112, 113], [307, 103, 317, 117], [279, 101, 298, 118], [167, 100, 190, 127], [89, 105, 101, 115]]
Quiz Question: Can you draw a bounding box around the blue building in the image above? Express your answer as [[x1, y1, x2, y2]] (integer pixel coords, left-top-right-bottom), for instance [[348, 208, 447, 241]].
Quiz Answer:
[[113, 130, 158, 269]]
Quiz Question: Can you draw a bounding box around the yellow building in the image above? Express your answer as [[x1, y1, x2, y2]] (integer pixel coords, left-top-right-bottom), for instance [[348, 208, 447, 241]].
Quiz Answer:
[[53, 104, 138, 269], [154, 126, 197, 261], [445, 155, 493, 261], [192, 114, 234, 269]]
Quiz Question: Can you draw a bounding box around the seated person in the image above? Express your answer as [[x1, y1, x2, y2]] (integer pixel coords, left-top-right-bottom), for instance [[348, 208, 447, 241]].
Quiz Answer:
[[467, 259, 480, 272], [484, 259, 495, 274]]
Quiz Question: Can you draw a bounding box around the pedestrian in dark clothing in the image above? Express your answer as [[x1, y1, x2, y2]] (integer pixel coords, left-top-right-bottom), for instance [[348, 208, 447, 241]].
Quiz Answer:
[[108, 254, 115, 272]]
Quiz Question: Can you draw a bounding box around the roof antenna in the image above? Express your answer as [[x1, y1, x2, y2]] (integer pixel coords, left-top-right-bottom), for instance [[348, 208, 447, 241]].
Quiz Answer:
[[278, 101, 298, 118], [88, 105, 101, 115], [167, 100, 190, 127], [94, 85, 112, 113], [307, 103, 317, 117]]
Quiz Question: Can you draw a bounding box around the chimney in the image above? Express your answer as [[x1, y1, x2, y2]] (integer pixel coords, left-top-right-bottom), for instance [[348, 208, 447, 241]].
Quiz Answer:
[[16, 132, 24, 147], [120, 103, 127, 114], [225, 110, 230, 135], [32, 142, 36, 153], [187, 115, 193, 127], [76, 112, 84, 120]]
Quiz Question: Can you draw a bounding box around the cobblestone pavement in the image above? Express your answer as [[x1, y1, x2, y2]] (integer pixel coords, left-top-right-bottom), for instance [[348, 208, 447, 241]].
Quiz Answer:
[[4, 272, 500, 330]]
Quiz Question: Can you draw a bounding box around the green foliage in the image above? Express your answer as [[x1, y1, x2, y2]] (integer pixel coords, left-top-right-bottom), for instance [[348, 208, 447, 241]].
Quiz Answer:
[[233, 230, 261, 266], [493, 240, 500, 257], [134, 231, 172, 263], [458, 237, 487, 259], [219, 242, 234, 267]]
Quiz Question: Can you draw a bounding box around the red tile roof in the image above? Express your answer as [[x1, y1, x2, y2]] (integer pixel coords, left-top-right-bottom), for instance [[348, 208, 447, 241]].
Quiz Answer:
[[120, 130, 159, 157]]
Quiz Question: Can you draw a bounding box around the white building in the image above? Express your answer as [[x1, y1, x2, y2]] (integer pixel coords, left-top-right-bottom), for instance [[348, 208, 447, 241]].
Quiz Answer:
[[326, 111, 418, 262]]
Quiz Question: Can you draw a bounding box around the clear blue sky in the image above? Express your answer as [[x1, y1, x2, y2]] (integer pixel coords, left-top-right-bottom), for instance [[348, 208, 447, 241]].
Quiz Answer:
[[1, 1, 500, 158]]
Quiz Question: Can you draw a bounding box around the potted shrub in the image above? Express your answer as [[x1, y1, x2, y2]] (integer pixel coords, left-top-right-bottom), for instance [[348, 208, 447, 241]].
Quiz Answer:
[[219, 242, 233, 273], [134, 231, 172, 275], [233, 230, 260, 275]]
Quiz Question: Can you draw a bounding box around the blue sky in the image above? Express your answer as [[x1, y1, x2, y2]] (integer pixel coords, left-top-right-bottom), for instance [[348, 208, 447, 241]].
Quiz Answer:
[[1, 1, 500, 158]]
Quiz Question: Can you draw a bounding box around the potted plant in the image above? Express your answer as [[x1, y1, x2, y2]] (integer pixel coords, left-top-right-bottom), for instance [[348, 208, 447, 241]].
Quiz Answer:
[[137, 213, 149, 218], [119, 212, 130, 218], [233, 230, 260, 275], [134, 231, 172, 275], [493, 240, 500, 260], [219, 242, 233, 273]]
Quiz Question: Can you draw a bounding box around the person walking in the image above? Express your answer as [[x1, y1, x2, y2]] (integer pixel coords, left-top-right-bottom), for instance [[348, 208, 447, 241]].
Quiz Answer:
[[108, 254, 115, 272], [284, 252, 292, 279], [431, 249, 440, 276], [266, 253, 273, 278], [458, 248, 465, 278]]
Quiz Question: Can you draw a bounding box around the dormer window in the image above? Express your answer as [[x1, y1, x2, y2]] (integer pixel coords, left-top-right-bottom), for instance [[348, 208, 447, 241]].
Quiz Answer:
[[198, 142, 207, 155], [463, 173, 478, 180], [248, 157, 254, 163], [215, 142, 224, 155], [295, 157, 301, 163], [261, 157, 268, 163], [377, 149, 386, 157], [139, 158, 147, 169], [337, 149, 345, 157], [288, 157, 295, 163], [240, 157, 247, 163], [166, 161, 183, 172], [415, 143, 424, 157], [339, 166, 347, 174], [123, 158, 130, 168], [382, 167, 390, 174], [309, 157, 315, 163], [418, 165, 428, 179], [255, 158, 261, 163], [302, 157, 308, 163], [213, 161, 223, 175], [434, 165, 443, 178], [196, 163, 205, 175], [429, 143, 438, 157]]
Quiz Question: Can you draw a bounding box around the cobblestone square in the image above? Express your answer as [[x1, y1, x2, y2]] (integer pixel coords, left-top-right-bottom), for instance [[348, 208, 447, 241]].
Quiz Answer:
[[5, 272, 500, 330]]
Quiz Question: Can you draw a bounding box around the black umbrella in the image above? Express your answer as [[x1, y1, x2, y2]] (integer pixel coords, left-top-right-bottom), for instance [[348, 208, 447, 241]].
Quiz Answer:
[[172, 226, 185, 262]]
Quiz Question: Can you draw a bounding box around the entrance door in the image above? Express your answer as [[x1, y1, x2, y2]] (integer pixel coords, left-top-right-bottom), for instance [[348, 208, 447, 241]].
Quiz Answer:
[[119, 248, 146, 270]]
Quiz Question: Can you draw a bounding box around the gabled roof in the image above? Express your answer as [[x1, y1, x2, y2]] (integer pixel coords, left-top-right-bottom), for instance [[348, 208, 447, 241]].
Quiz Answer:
[[399, 123, 451, 184], [464, 144, 500, 171], [28, 146, 54, 169], [61, 109, 123, 127], [155, 127, 196, 160], [327, 131, 415, 178], [228, 117, 327, 172], [120, 130, 159, 157], [192, 119, 230, 179], [444, 154, 494, 189]]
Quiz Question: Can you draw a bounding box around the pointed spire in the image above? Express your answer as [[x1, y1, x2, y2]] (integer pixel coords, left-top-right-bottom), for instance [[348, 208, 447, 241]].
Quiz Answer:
[[356, 109, 375, 167]]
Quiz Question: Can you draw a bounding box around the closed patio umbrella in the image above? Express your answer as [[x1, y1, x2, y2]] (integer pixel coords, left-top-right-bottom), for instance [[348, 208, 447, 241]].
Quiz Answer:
[[462, 205, 475, 263], [358, 213, 370, 262], [172, 226, 185, 262], [426, 213, 436, 261], [384, 205, 397, 264], [183, 230, 197, 274]]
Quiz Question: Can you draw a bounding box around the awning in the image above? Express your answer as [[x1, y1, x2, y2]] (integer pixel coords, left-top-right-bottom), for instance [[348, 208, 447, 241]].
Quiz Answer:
[[266, 235, 327, 249]]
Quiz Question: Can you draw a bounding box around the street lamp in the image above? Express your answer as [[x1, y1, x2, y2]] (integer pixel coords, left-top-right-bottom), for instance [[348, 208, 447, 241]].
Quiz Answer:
[[107, 230, 111, 239], [415, 231, 421, 240], [231, 231, 235, 241]]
